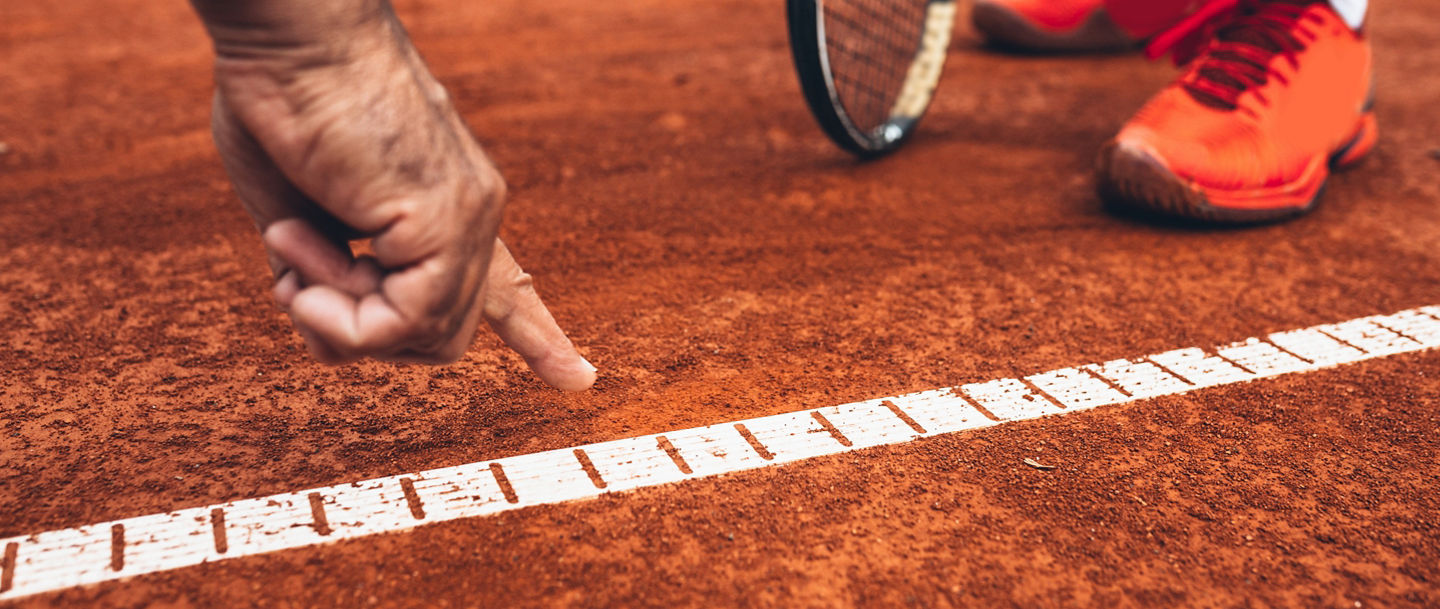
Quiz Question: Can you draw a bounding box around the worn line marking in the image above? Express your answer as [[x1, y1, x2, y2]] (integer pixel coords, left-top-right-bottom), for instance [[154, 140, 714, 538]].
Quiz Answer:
[[1262, 337, 1316, 364], [2, 306, 1438, 602], [1136, 355, 1198, 390], [1082, 358, 1189, 400], [1017, 377, 1067, 410], [1080, 366, 1133, 397], [1212, 350, 1257, 375]]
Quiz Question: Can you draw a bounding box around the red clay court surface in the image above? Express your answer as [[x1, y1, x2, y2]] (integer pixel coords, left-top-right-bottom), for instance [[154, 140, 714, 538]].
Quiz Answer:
[[3, 0, 1440, 606]]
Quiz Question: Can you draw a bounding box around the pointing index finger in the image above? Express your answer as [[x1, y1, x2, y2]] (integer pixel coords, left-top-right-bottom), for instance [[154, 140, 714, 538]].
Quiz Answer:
[[482, 240, 597, 391]]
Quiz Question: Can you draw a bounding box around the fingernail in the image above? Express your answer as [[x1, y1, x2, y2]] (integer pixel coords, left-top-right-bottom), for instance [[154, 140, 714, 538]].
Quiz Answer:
[[581, 356, 598, 373]]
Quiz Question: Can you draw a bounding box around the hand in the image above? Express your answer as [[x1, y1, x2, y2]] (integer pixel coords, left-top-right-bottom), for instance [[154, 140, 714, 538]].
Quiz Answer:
[[195, 0, 596, 390]]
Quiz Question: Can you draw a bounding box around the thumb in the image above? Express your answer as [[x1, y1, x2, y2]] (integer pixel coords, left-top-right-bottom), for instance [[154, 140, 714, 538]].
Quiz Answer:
[[263, 218, 383, 300], [482, 240, 597, 391]]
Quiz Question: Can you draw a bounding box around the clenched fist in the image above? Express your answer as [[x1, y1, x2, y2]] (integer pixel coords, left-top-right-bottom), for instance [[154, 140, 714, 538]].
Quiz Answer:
[[193, 0, 596, 390]]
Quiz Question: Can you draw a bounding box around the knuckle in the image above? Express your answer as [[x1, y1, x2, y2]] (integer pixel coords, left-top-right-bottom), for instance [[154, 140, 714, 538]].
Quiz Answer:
[[487, 171, 508, 202], [464, 154, 505, 197], [426, 81, 451, 108], [480, 267, 538, 323], [450, 164, 506, 231], [509, 269, 536, 293], [477, 167, 507, 209], [485, 271, 535, 323]]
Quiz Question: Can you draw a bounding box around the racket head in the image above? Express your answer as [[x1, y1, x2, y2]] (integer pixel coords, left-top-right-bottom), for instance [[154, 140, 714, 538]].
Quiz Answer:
[[787, 0, 957, 158]]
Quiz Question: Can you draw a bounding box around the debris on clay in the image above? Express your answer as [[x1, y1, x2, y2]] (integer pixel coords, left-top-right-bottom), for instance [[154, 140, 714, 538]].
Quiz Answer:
[[1023, 458, 1057, 471]]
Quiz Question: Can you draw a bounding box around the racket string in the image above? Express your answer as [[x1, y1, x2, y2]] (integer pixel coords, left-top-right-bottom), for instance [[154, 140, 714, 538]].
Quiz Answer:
[[823, 0, 929, 134]]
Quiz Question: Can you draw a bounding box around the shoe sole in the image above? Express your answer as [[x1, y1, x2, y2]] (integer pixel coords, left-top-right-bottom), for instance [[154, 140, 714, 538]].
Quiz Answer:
[[971, 1, 1136, 53], [1096, 112, 1378, 224]]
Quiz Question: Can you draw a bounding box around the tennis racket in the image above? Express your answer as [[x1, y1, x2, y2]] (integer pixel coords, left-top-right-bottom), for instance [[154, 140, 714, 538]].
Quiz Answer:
[[787, 0, 957, 158]]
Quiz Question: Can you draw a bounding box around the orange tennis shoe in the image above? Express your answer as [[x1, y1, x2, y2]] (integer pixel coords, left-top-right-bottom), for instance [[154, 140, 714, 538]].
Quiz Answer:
[[972, 0, 1134, 52], [1097, 0, 1375, 223]]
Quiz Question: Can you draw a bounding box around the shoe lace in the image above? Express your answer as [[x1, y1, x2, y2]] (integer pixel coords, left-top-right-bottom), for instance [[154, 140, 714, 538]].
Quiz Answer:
[[1144, 0, 1326, 111]]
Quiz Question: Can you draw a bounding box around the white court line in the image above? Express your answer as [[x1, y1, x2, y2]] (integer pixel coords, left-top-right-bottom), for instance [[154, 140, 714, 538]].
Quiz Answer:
[[3, 306, 1439, 601]]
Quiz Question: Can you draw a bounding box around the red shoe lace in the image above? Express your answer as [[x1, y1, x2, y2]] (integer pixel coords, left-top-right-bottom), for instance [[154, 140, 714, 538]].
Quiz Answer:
[[1144, 0, 1327, 111]]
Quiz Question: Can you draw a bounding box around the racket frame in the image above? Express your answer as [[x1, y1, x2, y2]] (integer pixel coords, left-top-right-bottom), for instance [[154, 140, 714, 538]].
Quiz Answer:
[[787, 0, 956, 158]]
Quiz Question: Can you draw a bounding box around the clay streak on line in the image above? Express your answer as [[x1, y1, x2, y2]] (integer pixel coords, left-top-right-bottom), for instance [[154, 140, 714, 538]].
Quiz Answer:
[[574, 449, 608, 490], [1213, 351, 1258, 375], [656, 436, 694, 475], [882, 401, 927, 434], [955, 392, 1002, 422], [1259, 337, 1318, 365], [733, 424, 775, 460], [1017, 377, 1069, 410], [307, 493, 331, 537], [108, 525, 124, 573], [1079, 366, 1135, 398], [399, 478, 426, 520], [3, 306, 1440, 602], [209, 509, 228, 554], [2, 543, 16, 593], [488, 463, 519, 504], [810, 412, 853, 447]]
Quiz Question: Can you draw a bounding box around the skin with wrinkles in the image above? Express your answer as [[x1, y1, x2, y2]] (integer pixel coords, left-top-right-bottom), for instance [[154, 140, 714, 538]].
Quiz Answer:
[[194, 0, 596, 389]]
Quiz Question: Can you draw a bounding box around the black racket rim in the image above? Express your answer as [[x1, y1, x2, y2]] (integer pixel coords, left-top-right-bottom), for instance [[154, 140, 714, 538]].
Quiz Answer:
[[787, 0, 954, 159]]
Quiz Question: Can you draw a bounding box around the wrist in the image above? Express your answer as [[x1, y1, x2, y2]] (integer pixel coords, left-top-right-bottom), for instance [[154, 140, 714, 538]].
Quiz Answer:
[[191, 0, 399, 68]]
